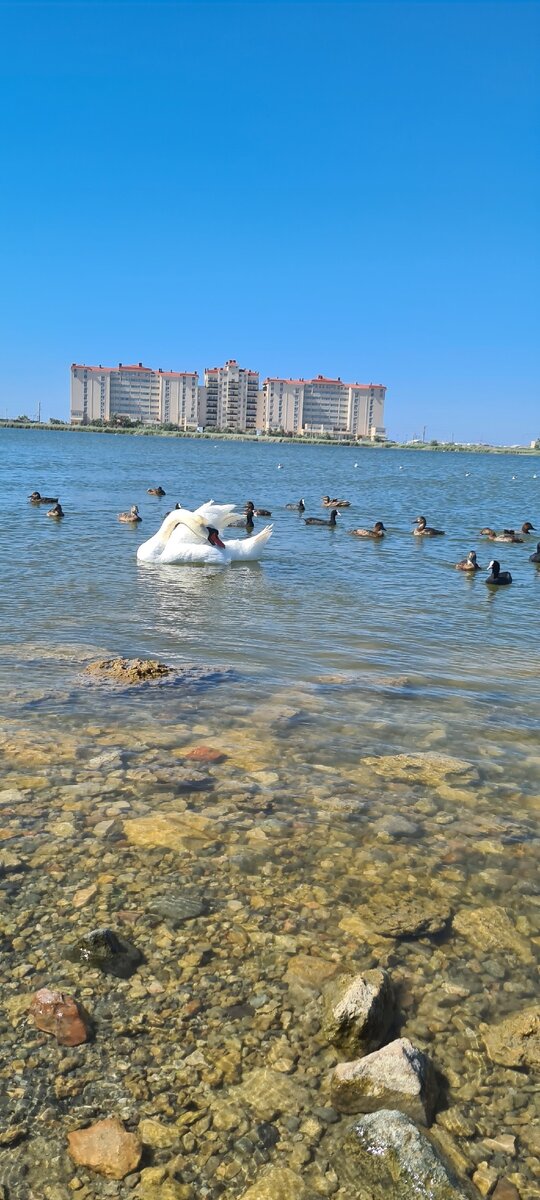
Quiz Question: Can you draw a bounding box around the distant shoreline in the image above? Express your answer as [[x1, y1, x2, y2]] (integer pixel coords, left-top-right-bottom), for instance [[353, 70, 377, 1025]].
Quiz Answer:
[[1, 419, 538, 455]]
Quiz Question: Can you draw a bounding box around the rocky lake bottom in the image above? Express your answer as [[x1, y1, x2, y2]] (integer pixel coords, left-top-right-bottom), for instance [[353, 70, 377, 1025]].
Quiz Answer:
[[0, 642, 538, 1200]]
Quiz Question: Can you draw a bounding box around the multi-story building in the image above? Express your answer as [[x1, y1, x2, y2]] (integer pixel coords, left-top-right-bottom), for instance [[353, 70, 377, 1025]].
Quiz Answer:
[[70, 361, 386, 437], [199, 360, 259, 431], [70, 364, 199, 427], [261, 376, 386, 439]]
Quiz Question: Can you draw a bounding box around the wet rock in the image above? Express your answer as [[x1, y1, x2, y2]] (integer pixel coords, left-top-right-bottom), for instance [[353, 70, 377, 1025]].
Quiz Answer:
[[239, 1166, 307, 1199], [84, 658, 173, 685], [138, 1118, 179, 1148], [360, 752, 476, 783], [341, 1109, 475, 1198], [322, 968, 395, 1055], [453, 905, 534, 964], [30, 988, 90, 1046], [284, 953, 339, 990], [358, 895, 451, 939], [83, 659, 234, 690], [375, 814, 420, 838], [472, 1164, 499, 1197], [0, 1122, 28, 1146], [183, 746, 226, 763], [67, 928, 142, 978], [147, 895, 206, 925], [482, 1005, 540, 1069], [492, 1181, 520, 1200], [331, 1037, 438, 1125], [236, 1067, 309, 1120], [67, 1117, 142, 1179], [123, 812, 215, 854]]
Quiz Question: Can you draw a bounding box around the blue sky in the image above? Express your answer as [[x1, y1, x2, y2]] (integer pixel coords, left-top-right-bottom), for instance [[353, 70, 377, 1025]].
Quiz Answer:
[[0, 0, 538, 441]]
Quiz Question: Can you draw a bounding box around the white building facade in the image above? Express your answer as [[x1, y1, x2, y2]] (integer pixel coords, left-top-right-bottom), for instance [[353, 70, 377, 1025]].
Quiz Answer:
[[70, 364, 199, 427], [200, 360, 259, 431], [261, 376, 386, 438]]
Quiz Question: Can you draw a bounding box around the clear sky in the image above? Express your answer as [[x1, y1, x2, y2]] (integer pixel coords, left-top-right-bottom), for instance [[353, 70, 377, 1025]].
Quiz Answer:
[[0, 0, 538, 442]]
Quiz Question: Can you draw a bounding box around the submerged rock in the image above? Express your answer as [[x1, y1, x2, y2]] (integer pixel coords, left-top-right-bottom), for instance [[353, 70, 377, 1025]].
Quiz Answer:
[[341, 1109, 475, 1199], [239, 1167, 307, 1199], [453, 905, 534, 964], [147, 894, 206, 925], [482, 1005, 540, 1069], [84, 657, 173, 685], [358, 895, 451, 939], [331, 1037, 438, 1125], [322, 968, 395, 1056], [83, 658, 235, 690], [30, 988, 90, 1046], [67, 1117, 142, 1179], [67, 928, 142, 978]]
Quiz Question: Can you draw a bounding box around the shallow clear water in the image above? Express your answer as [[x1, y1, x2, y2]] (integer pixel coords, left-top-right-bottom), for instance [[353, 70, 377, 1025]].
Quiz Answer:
[[0, 428, 538, 1199]]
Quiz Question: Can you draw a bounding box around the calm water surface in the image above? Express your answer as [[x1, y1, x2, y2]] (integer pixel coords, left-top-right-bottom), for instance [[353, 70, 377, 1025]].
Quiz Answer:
[[0, 428, 538, 1199]]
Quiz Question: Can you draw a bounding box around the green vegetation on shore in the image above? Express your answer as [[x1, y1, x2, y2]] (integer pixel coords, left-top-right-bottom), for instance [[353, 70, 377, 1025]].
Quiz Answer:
[[1, 418, 539, 454]]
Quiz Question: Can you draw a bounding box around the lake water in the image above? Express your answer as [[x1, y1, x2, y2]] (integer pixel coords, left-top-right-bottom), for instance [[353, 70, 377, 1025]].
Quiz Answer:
[[0, 428, 538, 1199]]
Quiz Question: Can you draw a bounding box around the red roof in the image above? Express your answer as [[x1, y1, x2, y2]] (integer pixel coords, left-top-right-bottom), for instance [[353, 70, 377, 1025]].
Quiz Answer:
[[71, 364, 198, 378], [264, 376, 386, 389]]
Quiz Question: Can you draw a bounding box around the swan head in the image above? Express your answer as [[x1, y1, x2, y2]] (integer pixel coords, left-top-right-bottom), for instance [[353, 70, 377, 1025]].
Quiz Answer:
[[207, 525, 225, 548]]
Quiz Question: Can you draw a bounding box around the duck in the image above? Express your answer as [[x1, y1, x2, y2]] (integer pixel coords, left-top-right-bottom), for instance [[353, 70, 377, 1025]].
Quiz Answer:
[[228, 503, 255, 530], [47, 502, 64, 519], [28, 491, 58, 504], [285, 499, 305, 511], [147, 486, 166, 496], [245, 500, 272, 517], [486, 559, 512, 586], [322, 495, 350, 508], [136, 501, 273, 565], [304, 509, 340, 527], [455, 550, 481, 571], [480, 528, 523, 543], [118, 505, 142, 524], [413, 516, 445, 536], [520, 521, 535, 535], [350, 521, 386, 538], [528, 542, 540, 563]]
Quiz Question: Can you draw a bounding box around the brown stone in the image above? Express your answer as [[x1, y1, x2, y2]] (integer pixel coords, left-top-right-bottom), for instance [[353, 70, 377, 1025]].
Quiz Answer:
[[482, 1005, 540, 1069], [183, 746, 226, 763], [67, 1117, 142, 1179], [30, 988, 90, 1047], [492, 1181, 520, 1200], [84, 657, 172, 685]]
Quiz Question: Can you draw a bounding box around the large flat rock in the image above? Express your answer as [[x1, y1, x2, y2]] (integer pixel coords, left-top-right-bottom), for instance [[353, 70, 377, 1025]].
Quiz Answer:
[[340, 1109, 476, 1199]]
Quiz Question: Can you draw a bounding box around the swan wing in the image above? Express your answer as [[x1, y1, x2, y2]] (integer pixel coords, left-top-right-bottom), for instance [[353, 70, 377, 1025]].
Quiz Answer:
[[194, 501, 238, 530], [224, 525, 273, 561]]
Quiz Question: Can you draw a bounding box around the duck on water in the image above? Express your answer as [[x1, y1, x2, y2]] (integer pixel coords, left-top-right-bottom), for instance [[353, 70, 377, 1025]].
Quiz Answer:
[[480, 528, 523, 543], [350, 521, 386, 539], [245, 500, 272, 517], [413, 516, 445, 536], [486, 560, 512, 586], [529, 542, 540, 563], [28, 491, 58, 505], [304, 509, 340, 527], [47, 503, 64, 519], [285, 498, 305, 511], [118, 505, 142, 524], [322, 495, 350, 508], [455, 551, 481, 571]]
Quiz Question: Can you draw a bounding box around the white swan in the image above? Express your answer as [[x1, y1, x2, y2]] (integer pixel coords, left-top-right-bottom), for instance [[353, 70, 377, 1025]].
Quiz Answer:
[[136, 501, 273, 565]]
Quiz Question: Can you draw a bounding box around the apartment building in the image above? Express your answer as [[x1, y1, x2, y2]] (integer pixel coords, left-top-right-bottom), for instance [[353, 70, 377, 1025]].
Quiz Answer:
[[199, 360, 259, 431], [70, 364, 199, 427], [261, 376, 386, 438]]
